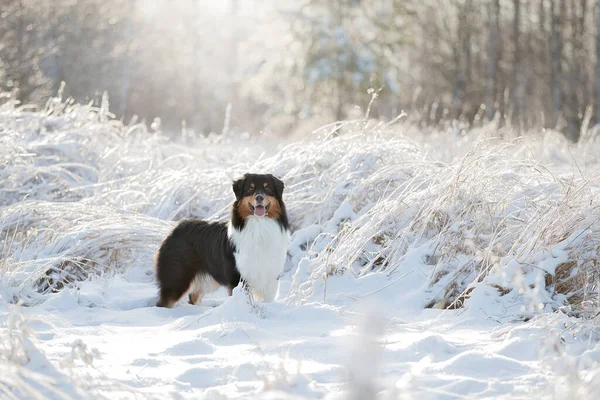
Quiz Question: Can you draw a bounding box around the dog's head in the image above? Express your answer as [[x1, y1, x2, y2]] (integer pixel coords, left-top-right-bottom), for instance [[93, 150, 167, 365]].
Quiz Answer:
[[232, 174, 285, 220]]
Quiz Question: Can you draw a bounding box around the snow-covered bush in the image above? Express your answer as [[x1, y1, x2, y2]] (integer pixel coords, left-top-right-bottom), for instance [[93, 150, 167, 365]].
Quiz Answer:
[[287, 127, 600, 318], [1, 93, 599, 321]]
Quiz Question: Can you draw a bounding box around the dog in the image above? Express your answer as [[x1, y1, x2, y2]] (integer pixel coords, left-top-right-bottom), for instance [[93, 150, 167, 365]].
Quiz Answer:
[[154, 173, 290, 308]]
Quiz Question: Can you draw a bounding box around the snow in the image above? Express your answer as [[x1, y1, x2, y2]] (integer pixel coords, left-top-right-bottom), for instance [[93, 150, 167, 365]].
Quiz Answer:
[[2, 100, 600, 399]]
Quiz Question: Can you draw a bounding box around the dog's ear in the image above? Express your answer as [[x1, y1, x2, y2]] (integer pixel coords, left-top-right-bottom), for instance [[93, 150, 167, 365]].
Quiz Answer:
[[270, 175, 285, 199], [232, 177, 245, 200]]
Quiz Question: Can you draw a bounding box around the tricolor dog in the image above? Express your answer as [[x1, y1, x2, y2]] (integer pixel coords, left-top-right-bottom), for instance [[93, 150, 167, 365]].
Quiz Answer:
[[155, 174, 290, 307]]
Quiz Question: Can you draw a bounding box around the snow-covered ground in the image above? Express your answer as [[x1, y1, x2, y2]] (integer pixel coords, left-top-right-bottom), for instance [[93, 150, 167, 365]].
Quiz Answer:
[[2, 98, 600, 399]]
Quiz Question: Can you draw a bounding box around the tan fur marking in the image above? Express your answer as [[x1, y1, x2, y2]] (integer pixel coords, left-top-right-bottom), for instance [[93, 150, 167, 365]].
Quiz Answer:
[[238, 195, 282, 220], [237, 196, 254, 218], [188, 290, 204, 305], [265, 196, 282, 220], [250, 183, 255, 189], [263, 182, 268, 188]]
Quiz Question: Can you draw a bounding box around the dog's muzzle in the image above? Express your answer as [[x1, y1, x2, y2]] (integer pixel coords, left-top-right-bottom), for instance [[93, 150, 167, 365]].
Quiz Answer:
[[250, 194, 269, 217]]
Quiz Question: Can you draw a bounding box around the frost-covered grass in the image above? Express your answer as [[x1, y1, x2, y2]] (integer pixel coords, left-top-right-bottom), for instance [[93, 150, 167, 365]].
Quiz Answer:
[[289, 130, 600, 315], [2, 95, 600, 398]]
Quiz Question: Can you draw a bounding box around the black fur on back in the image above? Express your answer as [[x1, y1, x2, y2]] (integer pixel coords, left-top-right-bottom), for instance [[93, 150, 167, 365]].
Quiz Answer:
[[155, 219, 239, 307]]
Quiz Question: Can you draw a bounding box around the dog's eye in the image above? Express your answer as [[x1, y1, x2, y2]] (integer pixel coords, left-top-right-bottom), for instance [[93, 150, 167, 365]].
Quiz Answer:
[[264, 187, 274, 195], [247, 187, 254, 194]]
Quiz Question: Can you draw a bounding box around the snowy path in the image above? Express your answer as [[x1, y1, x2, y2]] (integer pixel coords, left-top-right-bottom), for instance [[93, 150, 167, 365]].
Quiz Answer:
[[12, 264, 594, 399]]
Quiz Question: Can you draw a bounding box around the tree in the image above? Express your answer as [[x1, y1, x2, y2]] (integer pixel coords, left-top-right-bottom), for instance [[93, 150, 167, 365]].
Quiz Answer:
[[596, 0, 600, 125], [511, 0, 525, 131], [0, 0, 53, 103], [2, 0, 600, 138], [550, 0, 563, 127], [486, 0, 501, 122]]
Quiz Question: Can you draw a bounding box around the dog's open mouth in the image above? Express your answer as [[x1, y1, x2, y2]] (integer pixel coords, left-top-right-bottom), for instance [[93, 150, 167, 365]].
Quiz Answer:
[[249, 203, 269, 217]]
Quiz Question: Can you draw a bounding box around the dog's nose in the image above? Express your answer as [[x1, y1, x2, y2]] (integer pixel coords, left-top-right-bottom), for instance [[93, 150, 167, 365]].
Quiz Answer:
[[255, 194, 264, 203]]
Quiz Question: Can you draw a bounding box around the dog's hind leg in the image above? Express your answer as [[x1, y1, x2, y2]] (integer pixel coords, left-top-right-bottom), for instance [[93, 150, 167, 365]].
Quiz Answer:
[[187, 274, 220, 305], [188, 289, 204, 305], [156, 294, 179, 308], [156, 280, 192, 308]]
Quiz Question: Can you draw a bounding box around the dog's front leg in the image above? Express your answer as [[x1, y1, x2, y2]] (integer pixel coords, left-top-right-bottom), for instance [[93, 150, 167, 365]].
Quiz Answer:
[[260, 279, 279, 302]]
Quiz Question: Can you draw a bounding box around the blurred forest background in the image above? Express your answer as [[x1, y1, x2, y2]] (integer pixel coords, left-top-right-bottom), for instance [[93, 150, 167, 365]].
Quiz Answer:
[[2, 0, 600, 140]]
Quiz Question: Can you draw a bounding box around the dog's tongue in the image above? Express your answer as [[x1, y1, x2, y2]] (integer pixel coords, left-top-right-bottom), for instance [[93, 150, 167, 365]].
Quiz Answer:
[[254, 205, 266, 217]]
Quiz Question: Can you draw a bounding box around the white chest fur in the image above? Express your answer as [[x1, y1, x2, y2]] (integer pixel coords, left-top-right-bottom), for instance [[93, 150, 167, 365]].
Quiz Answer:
[[228, 217, 290, 302]]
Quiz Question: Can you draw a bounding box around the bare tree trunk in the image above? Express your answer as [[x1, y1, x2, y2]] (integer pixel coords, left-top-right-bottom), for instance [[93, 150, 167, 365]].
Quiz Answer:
[[453, 9, 464, 119], [45, 3, 64, 94], [118, 0, 135, 119], [524, 0, 535, 129], [486, 0, 500, 121], [224, 0, 240, 132], [512, 0, 525, 132], [539, 0, 548, 126], [453, 1, 473, 120], [15, 0, 26, 102], [565, 0, 582, 140], [464, 0, 473, 122], [579, 0, 589, 107], [596, 0, 600, 124], [550, 0, 563, 128], [331, 0, 345, 121], [335, 81, 344, 121]]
